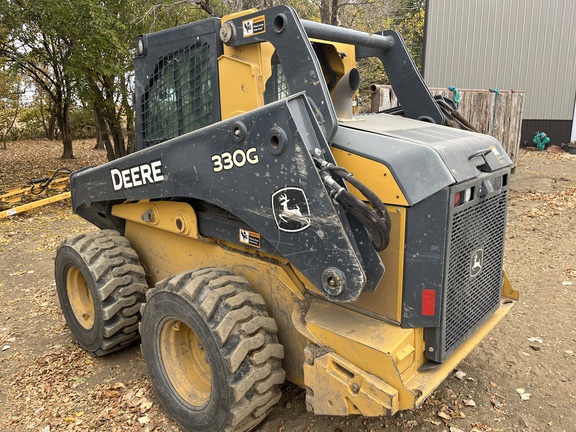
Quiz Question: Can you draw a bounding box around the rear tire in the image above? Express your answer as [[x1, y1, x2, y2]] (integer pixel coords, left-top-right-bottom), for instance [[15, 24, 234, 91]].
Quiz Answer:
[[140, 268, 285, 432], [54, 230, 148, 356]]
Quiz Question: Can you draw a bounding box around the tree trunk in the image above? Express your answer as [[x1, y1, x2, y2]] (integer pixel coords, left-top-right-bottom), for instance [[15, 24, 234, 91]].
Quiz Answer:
[[48, 113, 58, 140], [320, 0, 330, 24], [330, 0, 339, 25], [93, 104, 115, 160], [109, 122, 126, 159], [2, 102, 19, 150], [120, 75, 135, 154], [58, 102, 74, 159], [39, 101, 58, 140], [93, 107, 105, 150]]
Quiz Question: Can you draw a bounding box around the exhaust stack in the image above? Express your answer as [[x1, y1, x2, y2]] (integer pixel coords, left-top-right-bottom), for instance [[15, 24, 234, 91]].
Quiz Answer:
[[332, 68, 360, 121]]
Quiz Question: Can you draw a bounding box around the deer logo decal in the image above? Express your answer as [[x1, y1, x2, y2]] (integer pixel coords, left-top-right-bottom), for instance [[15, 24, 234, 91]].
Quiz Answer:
[[272, 187, 311, 232], [470, 249, 484, 277]]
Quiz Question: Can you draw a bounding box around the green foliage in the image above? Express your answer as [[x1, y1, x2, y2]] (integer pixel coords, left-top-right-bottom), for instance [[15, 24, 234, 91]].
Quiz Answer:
[[394, 6, 425, 71], [0, 66, 22, 147], [0, 0, 427, 154], [8, 106, 45, 141], [69, 106, 97, 140], [6, 104, 96, 141]]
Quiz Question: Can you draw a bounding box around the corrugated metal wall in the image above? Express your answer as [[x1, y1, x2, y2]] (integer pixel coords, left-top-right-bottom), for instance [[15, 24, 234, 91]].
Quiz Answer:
[[424, 0, 576, 121]]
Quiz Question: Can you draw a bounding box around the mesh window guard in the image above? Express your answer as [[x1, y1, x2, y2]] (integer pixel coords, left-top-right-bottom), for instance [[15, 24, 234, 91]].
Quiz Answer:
[[142, 42, 213, 147], [264, 52, 290, 104]]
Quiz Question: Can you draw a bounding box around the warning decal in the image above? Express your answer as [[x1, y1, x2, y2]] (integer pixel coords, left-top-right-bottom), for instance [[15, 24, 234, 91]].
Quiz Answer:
[[242, 16, 266, 37], [239, 228, 261, 248]]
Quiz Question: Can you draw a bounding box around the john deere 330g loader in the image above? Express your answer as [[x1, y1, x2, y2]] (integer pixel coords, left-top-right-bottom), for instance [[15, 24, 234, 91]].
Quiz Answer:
[[54, 5, 518, 431]]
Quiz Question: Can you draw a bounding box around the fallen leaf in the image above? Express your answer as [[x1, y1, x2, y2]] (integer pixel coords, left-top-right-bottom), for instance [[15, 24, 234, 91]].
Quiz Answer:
[[104, 389, 120, 398], [140, 399, 153, 412], [528, 337, 543, 343], [464, 399, 477, 407], [438, 411, 451, 420], [454, 370, 467, 380], [426, 418, 442, 426], [138, 415, 150, 425]]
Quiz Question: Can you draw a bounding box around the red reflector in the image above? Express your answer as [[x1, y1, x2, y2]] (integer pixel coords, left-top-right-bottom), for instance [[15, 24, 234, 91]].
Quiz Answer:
[[454, 192, 462, 207], [422, 289, 436, 316]]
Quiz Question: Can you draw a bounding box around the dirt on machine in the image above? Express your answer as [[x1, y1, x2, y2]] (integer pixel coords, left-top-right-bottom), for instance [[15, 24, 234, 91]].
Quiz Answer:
[[54, 5, 518, 432]]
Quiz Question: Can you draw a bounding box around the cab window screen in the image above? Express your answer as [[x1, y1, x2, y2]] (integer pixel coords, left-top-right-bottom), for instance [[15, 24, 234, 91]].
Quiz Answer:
[[142, 42, 212, 146], [264, 52, 289, 104]]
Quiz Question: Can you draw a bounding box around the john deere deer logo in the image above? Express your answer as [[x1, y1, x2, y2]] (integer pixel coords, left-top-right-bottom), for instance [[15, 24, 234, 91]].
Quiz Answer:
[[470, 249, 484, 277], [272, 187, 311, 232]]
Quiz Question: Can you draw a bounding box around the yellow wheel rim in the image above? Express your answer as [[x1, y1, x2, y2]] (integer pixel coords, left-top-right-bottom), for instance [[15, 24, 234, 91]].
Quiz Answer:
[[66, 266, 95, 330], [160, 319, 212, 407]]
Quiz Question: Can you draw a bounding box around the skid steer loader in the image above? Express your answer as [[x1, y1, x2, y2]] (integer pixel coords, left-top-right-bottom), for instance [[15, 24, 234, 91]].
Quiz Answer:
[[54, 5, 518, 432]]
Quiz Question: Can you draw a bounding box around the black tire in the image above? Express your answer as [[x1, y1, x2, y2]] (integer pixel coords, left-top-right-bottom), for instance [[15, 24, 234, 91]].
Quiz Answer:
[[54, 229, 148, 356], [140, 268, 285, 432]]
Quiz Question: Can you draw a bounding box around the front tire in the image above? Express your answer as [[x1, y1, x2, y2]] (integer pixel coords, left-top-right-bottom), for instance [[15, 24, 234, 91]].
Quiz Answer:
[[54, 230, 148, 356], [140, 268, 285, 432]]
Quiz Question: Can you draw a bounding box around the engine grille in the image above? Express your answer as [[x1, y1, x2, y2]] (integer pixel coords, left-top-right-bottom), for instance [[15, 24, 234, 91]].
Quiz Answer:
[[442, 186, 508, 358]]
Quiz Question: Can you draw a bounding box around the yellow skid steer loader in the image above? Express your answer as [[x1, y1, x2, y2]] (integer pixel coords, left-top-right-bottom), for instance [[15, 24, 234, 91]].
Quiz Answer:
[[54, 6, 517, 432]]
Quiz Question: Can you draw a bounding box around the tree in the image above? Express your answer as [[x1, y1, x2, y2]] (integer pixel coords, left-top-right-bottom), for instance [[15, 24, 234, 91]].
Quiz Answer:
[[393, 0, 425, 70], [0, 0, 77, 158], [0, 69, 22, 149]]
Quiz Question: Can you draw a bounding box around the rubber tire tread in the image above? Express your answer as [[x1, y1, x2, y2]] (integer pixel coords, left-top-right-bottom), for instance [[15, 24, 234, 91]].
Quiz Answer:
[[55, 229, 148, 356], [141, 267, 285, 432]]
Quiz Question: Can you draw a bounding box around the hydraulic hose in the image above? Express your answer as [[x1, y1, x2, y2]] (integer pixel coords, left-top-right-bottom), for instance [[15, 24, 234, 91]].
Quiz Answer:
[[30, 167, 72, 196], [315, 158, 391, 251]]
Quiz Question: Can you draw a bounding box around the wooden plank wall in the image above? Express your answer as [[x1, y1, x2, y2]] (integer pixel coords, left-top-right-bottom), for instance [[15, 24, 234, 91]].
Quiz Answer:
[[370, 85, 525, 167]]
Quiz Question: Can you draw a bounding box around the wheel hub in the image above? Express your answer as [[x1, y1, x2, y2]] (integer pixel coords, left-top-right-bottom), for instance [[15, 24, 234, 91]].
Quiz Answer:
[[66, 266, 95, 330], [160, 319, 212, 407]]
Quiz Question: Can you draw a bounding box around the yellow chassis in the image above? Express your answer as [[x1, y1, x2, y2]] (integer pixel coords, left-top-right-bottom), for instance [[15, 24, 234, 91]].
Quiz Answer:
[[113, 200, 518, 417]]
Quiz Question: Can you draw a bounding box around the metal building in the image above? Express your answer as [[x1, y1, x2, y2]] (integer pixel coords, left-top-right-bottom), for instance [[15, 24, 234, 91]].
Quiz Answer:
[[423, 0, 576, 145]]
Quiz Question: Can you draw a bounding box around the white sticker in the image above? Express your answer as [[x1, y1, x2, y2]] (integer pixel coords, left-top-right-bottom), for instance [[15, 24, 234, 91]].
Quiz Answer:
[[242, 16, 266, 37], [239, 228, 261, 248]]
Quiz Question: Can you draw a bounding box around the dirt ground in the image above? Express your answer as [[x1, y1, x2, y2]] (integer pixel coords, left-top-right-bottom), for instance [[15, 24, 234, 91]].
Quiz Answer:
[[0, 140, 575, 432]]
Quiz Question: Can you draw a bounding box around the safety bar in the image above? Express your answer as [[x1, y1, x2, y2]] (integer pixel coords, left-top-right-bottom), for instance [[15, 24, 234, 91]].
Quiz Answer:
[[301, 20, 394, 51]]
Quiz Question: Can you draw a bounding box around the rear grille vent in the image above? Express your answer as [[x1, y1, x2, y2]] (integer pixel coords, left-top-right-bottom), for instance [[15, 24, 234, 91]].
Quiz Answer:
[[491, 176, 502, 191], [426, 184, 508, 362]]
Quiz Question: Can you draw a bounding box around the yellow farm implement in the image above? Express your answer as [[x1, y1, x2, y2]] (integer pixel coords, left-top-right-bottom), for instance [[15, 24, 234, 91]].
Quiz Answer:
[[0, 169, 71, 219]]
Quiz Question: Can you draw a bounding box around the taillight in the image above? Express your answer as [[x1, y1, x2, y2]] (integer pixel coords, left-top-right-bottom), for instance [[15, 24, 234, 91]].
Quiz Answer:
[[454, 192, 462, 207], [422, 289, 436, 316], [454, 188, 473, 207]]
